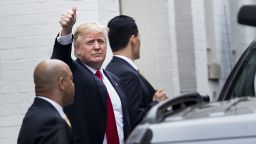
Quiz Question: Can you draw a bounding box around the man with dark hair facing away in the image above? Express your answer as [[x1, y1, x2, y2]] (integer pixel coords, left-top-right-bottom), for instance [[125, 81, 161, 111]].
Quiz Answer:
[[106, 15, 168, 129]]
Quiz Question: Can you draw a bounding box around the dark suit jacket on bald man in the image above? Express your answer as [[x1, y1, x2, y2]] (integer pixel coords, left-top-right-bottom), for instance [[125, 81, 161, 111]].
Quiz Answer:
[[17, 98, 73, 144]]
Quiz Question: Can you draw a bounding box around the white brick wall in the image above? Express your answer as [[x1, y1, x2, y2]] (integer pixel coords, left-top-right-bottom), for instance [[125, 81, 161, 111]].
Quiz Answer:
[[174, 0, 198, 94], [212, 0, 232, 88], [0, 0, 119, 143], [152, 0, 176, 97], [167, 0, 181, 97], [191, 0, 209, 95]]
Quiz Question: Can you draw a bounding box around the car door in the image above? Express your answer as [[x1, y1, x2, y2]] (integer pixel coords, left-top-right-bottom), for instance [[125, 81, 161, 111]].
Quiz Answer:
[[218, 40, 256, 101]]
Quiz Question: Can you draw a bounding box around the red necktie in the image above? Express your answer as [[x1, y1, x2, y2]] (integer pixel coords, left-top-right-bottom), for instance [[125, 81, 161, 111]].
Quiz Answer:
[[95, 70, 119, 144]]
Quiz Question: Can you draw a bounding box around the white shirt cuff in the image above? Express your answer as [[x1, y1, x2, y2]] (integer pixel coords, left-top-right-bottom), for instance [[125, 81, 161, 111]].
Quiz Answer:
[[57, 32, 73, 45]]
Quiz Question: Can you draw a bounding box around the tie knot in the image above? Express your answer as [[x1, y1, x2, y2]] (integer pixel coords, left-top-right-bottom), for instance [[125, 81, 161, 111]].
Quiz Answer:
[[95, 70, 103, 80]]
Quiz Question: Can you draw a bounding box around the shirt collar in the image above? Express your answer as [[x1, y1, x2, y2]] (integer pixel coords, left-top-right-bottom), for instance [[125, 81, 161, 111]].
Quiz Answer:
[[83, 63, 104, 79], [36, 96, 66, 119], [114, 55, 138, 70]]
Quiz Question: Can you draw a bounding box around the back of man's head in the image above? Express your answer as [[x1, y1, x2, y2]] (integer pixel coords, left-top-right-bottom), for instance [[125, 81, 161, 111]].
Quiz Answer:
[[33, 59, 71, 98], [108, 15, 138, 52]]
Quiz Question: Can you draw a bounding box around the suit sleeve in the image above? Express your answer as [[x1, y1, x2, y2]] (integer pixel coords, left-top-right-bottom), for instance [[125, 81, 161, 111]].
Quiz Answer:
[[51, 36, 74, 69], [119, 72, 156, 129]]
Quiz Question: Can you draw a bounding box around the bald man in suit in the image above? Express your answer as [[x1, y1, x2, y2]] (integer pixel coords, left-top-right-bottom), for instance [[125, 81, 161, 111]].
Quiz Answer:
[[17, 59, 75, 144]]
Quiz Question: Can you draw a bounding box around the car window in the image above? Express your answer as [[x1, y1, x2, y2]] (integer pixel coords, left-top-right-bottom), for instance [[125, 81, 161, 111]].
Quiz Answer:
[[231, 50, 256, 98], [254, 72, 256, 95]]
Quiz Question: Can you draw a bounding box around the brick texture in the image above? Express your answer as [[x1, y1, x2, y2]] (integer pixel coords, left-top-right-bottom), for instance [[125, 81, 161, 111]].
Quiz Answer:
[[0, 0, 119, 143]]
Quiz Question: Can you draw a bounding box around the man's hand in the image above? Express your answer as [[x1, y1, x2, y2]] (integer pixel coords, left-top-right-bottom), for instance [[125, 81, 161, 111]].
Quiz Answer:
[[59, 7, 77, 36], [153, 89, 168, 102]]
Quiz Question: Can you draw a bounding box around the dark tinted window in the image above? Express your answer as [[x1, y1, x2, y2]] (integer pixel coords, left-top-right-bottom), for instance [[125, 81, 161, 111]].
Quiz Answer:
[[231, 50, 256, 98]]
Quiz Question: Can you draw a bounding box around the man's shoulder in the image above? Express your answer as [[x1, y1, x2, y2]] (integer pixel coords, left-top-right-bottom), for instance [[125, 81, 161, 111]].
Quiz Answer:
[[22, 105, 62, 130], [107, 60, 135, 75], [104, 70, 119, 80], [105, 68, 139, 87]]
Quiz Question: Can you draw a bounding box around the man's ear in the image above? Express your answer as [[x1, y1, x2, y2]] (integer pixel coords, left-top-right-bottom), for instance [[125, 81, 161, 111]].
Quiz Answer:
[[58, 77, 65, 91], [75, 47, 80, 54], [129, 35, 136, 45]]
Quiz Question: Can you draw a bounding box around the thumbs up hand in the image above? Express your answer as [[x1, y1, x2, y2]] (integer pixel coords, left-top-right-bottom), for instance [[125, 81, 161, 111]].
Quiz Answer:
[[59, 7, 77, 36]]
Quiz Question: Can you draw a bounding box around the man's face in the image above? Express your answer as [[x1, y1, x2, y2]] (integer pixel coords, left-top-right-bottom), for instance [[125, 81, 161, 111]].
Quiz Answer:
[[63, 67, 75, 106], [77, 31, 107, 69], [132, 35, 141, 60]]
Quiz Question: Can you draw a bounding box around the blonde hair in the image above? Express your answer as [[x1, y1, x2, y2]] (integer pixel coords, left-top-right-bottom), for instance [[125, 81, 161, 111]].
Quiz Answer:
[[73, 22, 109, 57]]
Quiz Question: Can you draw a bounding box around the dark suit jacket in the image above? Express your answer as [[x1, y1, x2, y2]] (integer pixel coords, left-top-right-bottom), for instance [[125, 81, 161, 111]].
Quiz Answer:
[[51, 39, 131, 144], [17, 98, 72, 144], [106, 56, 158, 129]]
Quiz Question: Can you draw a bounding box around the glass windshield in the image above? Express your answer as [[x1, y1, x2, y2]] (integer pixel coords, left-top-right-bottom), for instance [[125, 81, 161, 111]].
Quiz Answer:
[[230, 49, 256, 98]]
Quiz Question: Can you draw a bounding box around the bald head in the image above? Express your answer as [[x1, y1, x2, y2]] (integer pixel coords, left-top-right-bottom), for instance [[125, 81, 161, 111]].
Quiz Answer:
[[34, 59, 69, 90], [34, 59, 74, 106]]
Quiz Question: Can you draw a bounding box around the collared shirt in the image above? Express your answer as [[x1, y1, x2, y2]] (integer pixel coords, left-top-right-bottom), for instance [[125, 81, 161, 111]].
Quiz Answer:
[[114, 55, 138, 70], [57, 32, 73, 45], [57, 34, 124, 144], [36, 96, 66, 119]]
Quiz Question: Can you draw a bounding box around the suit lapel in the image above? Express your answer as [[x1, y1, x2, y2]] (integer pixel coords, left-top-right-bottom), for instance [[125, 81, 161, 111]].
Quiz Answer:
[[94, 78, 108, 107], [103, 70, 129, 115], [103, 70, 125, 102], [76, 59, 107, 107]]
